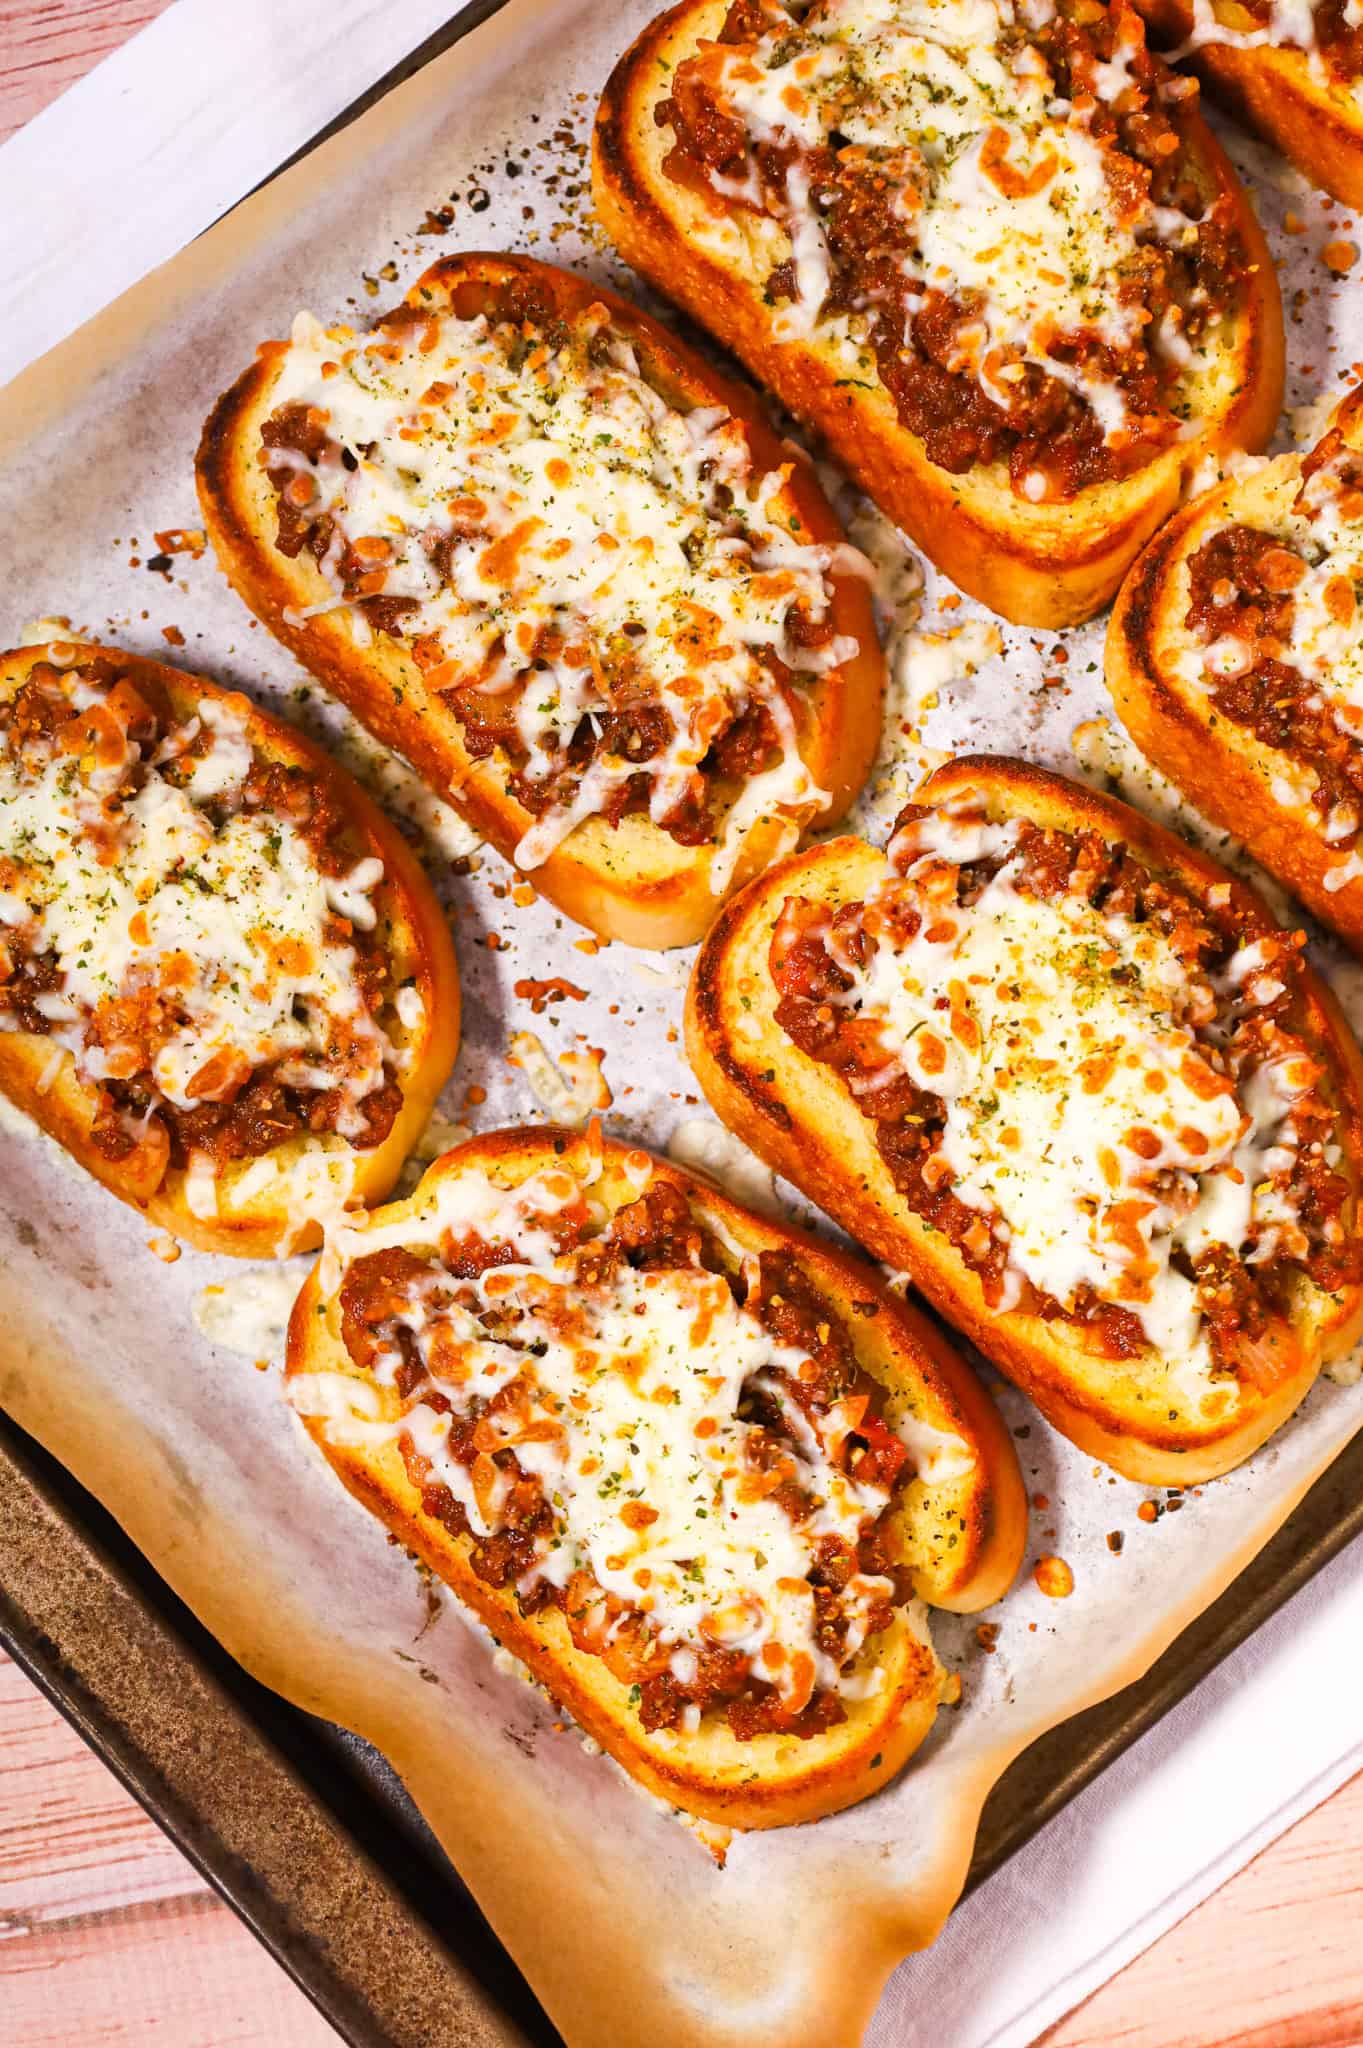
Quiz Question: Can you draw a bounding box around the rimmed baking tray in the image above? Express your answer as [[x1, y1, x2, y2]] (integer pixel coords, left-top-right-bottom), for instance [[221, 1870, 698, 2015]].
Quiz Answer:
[[7, 1394, 1363, 2048], [4, 3, 1363, 2044]]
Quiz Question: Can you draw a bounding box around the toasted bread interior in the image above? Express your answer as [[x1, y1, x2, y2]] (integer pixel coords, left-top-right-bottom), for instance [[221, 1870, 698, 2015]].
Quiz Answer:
[[197, 252, 883, 949], [286, 1125, 1026, 1827], [1108, 388, 1363, 953], [685, 756, 1363, 1483], [593, 0, 1284, 627], [0, 640, 459, 1257]]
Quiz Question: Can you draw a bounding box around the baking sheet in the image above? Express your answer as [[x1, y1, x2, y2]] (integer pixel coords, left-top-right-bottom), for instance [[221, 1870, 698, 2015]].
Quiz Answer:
[[2, 3, 1363, 2043], [0, 1414, 540, 2048]]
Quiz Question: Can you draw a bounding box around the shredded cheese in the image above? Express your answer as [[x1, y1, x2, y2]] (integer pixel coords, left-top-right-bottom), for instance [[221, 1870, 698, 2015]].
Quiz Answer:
[[266, 299, 859, 884], [0, 664, 398, 1167], [1179, 419, 1363, 888], [696, 0, 1212, 461], [298, 1161, 954, 1713], [821, 794, 1320, 1379]]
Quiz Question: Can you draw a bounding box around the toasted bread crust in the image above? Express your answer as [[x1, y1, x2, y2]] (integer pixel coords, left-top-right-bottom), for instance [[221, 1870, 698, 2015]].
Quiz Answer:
[[1136, 0, 1363, 207], [196, 252, 884, 952], [1108, 389, 1363, 952], [592, 0, 1285, 629], [685, 755, 1363, 1484], [285, 1124, 1026, 1828], [0, 641, 460, 1257]]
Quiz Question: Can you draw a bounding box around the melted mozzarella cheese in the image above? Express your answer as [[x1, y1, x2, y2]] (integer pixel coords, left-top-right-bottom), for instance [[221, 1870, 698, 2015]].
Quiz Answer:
[[0, 676, 394, 1148], [705, 0, 1201, 445], [304, 1163, 957, 1705], [1173, 0, 1345, 78], [1272, 452, 1363, 747], [269, 305, 854, 881], [832, 807, 1314, 1373], [1189, 444, 1363, 879]]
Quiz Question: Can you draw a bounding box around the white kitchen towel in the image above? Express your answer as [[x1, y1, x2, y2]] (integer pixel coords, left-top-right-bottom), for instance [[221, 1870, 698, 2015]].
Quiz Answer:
[[0, 0, 490, 383], [871, 1531, 1363, 2046], [4, 10, 1363, 2048]]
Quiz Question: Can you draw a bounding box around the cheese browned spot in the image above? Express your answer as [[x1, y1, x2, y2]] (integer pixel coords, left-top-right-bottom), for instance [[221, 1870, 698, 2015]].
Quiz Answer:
[[260, 290, 864, 889], [293, 1159, 969, 1741], [770, 785, 1358, 1399], [0, 655, 407, 1194], [660, 0, 1248, 500]]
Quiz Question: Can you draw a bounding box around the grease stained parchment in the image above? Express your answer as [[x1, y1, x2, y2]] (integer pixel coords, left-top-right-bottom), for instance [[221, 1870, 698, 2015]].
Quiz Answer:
[[2, 4, 1361, 2042]]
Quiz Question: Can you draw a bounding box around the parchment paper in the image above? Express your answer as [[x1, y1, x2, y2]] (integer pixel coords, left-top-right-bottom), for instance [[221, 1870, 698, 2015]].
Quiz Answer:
[[2, 4, 1362, 2042]]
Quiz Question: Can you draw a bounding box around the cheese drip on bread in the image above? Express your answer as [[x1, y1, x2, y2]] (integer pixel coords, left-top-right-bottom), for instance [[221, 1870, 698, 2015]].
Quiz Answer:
[[265, 301, 859, 887], [0, 663, 396, 1165], [1172, 0, 1361, 79], [819, 797, 1321, 1378], [1182, 426, 1363, 884], [298, 1161, 965, 1720], [689, 0, 1214, 462]]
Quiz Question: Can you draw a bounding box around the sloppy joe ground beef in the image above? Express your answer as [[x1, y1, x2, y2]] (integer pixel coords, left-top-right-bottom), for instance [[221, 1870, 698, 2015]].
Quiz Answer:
[[659, 0, 1247, 499], [261, 284, 831, 849], [1184, 436, 1363, 853], [0, 657, 402, 1173], [338, 1180, 916, 1742], [770, 808, 1359, 1376]]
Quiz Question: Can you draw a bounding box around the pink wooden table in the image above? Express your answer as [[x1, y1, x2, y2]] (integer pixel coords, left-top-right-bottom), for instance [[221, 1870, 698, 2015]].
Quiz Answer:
[[3, 5, 1363, 2044]]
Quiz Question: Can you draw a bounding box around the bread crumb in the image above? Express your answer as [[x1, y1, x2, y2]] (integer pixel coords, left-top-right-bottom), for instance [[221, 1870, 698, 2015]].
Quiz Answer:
[[1323, 238, 1358, 275], [1033, 1555, 1074, 1598], [147, 1234, 181, 1263], [153, 527, 206, 557], [687, 1819, 731, 1868]]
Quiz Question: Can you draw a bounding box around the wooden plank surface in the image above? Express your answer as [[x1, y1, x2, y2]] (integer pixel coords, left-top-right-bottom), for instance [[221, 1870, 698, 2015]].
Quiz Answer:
[[3, 1640, 1362, 2048], [4, 7, 1363, 2048], [0, 0, 175, 144], [0, 1650, 338, 2041], [0, 1652, 200, 1928]]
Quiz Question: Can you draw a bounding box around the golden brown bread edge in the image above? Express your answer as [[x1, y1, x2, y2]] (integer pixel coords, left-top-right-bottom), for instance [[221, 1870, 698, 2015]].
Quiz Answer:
[[592, 0, 1286, 630], [685, 754, 1363, 1485], [196, 250, 885, 952], [1135, 0, 1363, 208], [0, 640, 460, 1258], [285, 1123, 1027, 1828], [1108, 385, 1363, 954]]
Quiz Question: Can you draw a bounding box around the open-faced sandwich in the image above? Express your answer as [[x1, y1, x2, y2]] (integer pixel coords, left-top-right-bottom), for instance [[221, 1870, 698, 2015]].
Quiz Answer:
[[686, 756, 1363, 1483], [0, 641, 459, 1256], [197, 251, 884, 951], [286, 1123, 1026, 1827], [594, 0, 1285, 628], [1132, 0, 1363, 208], [1109, 386, 1363, 953]]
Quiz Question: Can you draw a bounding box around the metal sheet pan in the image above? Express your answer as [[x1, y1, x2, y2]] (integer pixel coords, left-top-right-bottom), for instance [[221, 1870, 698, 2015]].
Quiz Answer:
[[4, 2, 1363, 2043], [7, 1392, 1363, 2047]]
